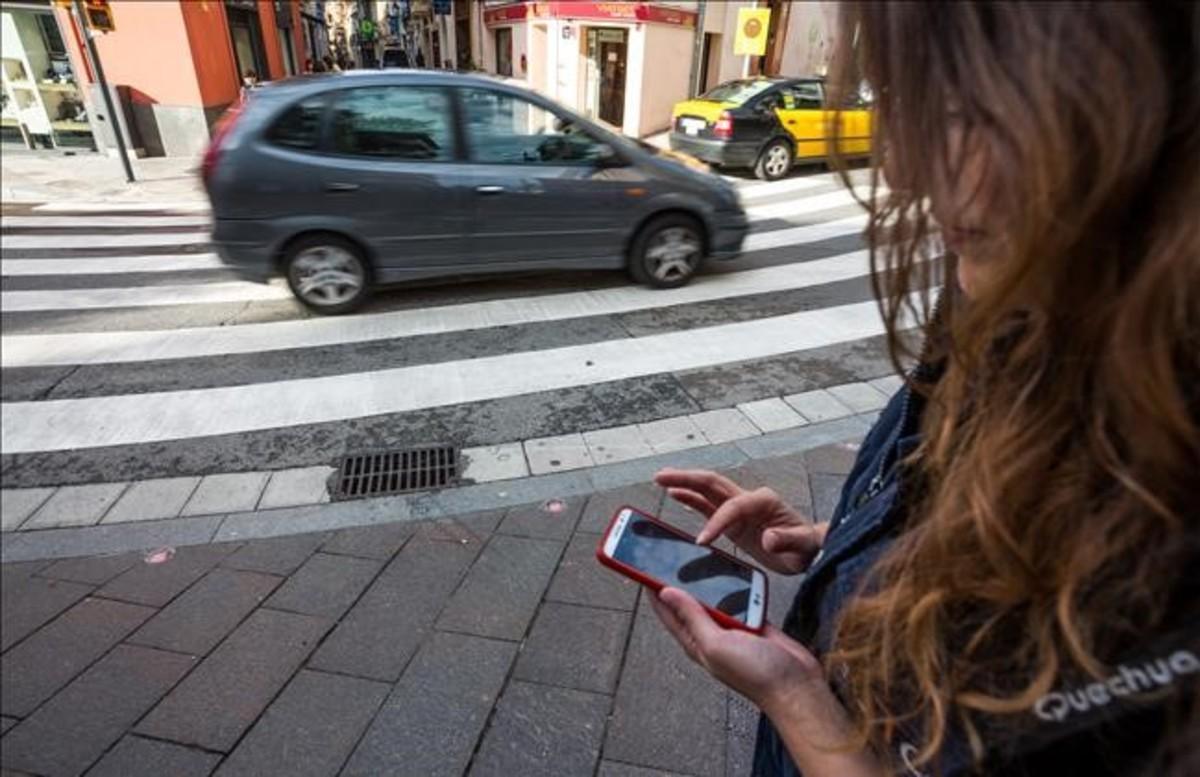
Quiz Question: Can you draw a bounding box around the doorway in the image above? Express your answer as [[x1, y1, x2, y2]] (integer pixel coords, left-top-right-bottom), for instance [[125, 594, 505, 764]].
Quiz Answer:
[[226, 1, 268, 83], [584, 27, 626, 127]]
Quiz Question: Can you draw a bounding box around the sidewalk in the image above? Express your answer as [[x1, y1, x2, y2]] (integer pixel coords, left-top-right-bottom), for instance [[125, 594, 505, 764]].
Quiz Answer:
[[0, 440, 859, 777], [0, 148, 205, 207]]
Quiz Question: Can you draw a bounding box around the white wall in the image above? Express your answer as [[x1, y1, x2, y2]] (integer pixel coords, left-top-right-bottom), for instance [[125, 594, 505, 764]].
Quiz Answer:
[[635, 22, 692, 136], [778, 1, 837, 77]]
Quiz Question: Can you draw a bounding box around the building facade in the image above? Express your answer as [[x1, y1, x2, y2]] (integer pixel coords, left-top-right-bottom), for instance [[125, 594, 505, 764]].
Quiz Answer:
[[469, 0, 836, 139]]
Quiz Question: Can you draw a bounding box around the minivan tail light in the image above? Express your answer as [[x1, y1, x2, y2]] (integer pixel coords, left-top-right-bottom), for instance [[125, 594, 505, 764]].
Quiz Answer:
[[713, 111, 734, 139], [201, 97, 245, 185]]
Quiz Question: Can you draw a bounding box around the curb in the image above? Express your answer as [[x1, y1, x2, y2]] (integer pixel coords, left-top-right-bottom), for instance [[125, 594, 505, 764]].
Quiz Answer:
[[0, 413, 871, 563]]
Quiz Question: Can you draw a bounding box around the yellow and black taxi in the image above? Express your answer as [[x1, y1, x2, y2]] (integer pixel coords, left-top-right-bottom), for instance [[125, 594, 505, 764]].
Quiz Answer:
[[669, 77, 872, 181]]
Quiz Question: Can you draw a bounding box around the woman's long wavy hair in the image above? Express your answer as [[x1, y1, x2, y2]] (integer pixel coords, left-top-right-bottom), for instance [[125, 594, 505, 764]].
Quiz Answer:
[[823, 1, 1199, 770]]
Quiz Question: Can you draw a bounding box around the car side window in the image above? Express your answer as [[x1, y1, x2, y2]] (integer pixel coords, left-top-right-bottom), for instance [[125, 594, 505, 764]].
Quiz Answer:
[[267, 96, 326, 150], [459, 87, 609, 165], [756, 90, 785, 111], [330, 86, 453, 160], [787, 82, 824, 109]]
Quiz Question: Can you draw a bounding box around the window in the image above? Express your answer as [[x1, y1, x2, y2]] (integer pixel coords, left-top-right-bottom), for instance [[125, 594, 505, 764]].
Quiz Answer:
[[495, 28, 513, 76], [700, 79, 773, 104], [460, 88, 610, 165], [267, 96, 325, 149], [331, 87, 453, 160], [785, 82, 823, 109]]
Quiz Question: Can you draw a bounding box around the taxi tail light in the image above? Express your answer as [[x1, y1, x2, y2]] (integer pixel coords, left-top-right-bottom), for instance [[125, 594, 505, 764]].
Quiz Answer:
[[713, 111, 734, 139]]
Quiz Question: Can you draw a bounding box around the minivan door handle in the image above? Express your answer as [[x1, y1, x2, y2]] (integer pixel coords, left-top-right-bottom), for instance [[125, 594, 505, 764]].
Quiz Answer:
[[324, 182, 361, 193], [475, 185, 505, 195]]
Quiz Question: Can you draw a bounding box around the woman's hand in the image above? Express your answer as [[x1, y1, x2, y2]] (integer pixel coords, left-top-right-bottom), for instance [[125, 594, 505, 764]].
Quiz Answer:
[[655, 468, 827, 575], [649, 586, 824, 711], [649, 587, 888, 777]]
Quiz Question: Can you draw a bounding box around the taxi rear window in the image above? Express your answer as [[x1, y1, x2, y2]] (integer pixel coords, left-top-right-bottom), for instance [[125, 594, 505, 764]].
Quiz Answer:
[[700, 80, 774, 104]]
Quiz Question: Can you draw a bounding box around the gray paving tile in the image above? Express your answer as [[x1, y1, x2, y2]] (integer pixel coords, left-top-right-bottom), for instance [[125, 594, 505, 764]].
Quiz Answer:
[[97, 542, 239, 607], [638, 416, 707, 454], [583, 425, 654, 465], [258, 467, 334, 510], [514, 602, 631, 694], [782, 388, 855, 423], [220, 532, 327, 575], [0, 516, 224, 565], [803, 441, 862, 476], [597, 762, 690, 777], [727, 692, 760, 777], [577, 483, 664, 534], [586, 443, 749, 493], [342, 632, 516, 777], [461, 443, 529, 482], [216, 670, 389, 777], [546, 532, 639, 611], [737, 398, 806, 433], [1, 572, 92, 651], [265, 553, 381, 619], [102, 477, 201, 524], [85, 736, 221, 777], [469, 681, 608, 777], [497, 495, 584, 540], [309, 535, 481, 681], [23, 483, 128, 529], [0, 716, 16, 735], [1, 487, 54, 531], [688, 408, 761, 445], [128, 567, 282, 655], [603, 602, 726, 777], [37, 552, 138, 585], [182, 472, 270, 516], [321, 520, 416, 560], [869, 373, 905, 396], [0, 597, 155, 717], [525, 433, 595, 475], [136, 608, 331, 752], [810, 473, 847, 523], [744, 452, 815, 517], [826, 381, 890, 413], [0, 645, 194, 777], [436, 534, 563, 641], [449, 508, 507, 537], [735, 415, 871, 461]]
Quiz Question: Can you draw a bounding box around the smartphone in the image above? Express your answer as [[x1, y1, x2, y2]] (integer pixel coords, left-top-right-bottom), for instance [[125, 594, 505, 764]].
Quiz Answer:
[[596, 506, 768, 632]]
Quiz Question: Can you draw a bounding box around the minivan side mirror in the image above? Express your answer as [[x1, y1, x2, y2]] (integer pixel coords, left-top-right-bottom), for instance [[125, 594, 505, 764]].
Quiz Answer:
[[593, 144, 625, 168]]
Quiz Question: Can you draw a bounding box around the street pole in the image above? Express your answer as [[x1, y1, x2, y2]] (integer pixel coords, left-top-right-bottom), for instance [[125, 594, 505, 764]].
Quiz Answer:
[[72, 0, 134, 183], [688, 0, 707, 97]]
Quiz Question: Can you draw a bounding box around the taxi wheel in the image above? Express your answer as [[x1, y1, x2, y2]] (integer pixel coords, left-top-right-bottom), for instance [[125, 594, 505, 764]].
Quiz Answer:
[[755, 139, 793, 181], [628, 214, 705, 289]]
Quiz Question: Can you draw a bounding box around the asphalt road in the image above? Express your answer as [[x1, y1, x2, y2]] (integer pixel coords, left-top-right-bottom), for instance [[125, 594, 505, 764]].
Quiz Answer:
[[0, 168, 895, 488]]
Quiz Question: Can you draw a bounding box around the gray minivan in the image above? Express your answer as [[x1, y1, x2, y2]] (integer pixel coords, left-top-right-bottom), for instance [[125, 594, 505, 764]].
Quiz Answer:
[[203, 71, 748, 314]]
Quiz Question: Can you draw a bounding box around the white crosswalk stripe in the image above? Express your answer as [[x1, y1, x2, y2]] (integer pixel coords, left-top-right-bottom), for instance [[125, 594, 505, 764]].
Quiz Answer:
[[1, 171, 907, 475]]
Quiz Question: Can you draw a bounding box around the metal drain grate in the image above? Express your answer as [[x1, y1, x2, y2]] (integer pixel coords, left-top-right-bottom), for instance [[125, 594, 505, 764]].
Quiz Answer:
[[333, 445, 458, 500]]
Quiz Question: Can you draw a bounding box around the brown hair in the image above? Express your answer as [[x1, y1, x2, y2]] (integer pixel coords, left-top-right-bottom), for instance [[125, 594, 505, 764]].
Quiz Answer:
[[824, 1, 1199, 769]]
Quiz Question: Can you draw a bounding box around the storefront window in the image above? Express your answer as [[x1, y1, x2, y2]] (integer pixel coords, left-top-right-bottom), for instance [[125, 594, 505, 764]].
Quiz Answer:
[[226, 0, 268, 83], [1, 6, 93, 149]]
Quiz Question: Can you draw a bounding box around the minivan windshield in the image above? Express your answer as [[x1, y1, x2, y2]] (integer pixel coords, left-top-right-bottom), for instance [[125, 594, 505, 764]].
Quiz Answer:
[[700, 79, 774, 104]]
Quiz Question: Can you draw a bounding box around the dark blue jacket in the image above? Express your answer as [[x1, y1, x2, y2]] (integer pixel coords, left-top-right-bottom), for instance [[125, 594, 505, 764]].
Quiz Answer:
[[753, 379, 1193, 777]]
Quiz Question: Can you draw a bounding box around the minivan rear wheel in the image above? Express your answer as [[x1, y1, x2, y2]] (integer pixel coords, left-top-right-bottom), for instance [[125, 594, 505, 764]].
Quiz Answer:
[[284, 234, 371, 315], [628, 214, 704, 289]]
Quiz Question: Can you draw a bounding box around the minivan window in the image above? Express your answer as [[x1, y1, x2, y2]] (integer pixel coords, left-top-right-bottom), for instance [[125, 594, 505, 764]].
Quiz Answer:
[[267, 96, 325, 149], [460, 88, 609, 165], [331, 87, 452, 160]]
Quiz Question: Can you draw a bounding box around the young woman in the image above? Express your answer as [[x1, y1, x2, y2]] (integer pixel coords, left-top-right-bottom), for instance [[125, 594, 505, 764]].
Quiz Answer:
[[649, 3, 1198, 775]]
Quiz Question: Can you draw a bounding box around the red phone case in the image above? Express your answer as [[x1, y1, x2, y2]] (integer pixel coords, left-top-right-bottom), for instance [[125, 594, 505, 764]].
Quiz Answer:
[[595, 505, 768, 633]]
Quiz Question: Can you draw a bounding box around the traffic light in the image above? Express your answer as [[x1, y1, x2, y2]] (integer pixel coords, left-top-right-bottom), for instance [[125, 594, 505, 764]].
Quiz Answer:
[[83, 0, 115, 33]]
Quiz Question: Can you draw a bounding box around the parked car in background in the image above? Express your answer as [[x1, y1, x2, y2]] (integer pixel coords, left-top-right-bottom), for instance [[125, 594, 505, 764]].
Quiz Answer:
[[203, 71, 747, 314], [669, 76, 872, 181]]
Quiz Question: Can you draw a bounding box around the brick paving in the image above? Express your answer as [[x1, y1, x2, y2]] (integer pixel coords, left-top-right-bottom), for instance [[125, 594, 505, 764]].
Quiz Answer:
[[0, 446, 855, 777]]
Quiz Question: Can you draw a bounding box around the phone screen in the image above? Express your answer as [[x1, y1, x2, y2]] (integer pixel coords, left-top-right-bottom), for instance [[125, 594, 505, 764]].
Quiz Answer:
[[611, 511, 758, 622]]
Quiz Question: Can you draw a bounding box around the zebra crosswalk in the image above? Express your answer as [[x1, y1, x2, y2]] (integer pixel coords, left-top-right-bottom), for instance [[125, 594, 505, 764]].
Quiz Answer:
[[0, 169, 896, 489]]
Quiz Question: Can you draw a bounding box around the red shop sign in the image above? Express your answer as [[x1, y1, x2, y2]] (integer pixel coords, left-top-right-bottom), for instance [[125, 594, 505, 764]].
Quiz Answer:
[[487, 2, 697, 28], [484, 3, 530, 25]]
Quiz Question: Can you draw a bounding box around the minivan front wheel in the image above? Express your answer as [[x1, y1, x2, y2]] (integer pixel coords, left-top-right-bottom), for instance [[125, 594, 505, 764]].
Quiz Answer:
[[284, 235, 371, 315], [629, 214, 704, 289]]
